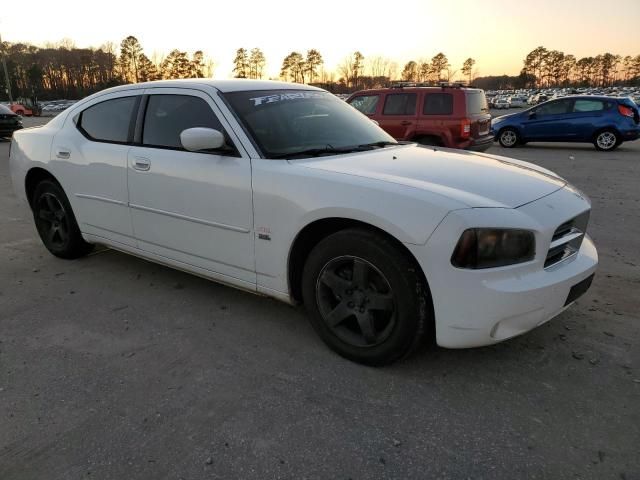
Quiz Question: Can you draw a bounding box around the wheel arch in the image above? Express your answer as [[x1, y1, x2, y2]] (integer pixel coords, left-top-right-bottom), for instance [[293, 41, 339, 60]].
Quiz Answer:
[[24, 167, 61, 209], [591, 126, 621, 141], [287, 217, 432, 307]]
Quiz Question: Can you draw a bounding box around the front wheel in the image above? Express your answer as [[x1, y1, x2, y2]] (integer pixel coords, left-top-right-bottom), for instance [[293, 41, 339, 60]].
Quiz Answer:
[[593, 130, 620, 151], [32, 179, 94, 259], [301, 229, 431, 366], [498, 128, 520, 148]]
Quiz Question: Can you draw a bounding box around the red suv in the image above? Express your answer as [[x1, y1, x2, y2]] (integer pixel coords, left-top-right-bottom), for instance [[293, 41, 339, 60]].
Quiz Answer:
[[347, 85, 493, 151]]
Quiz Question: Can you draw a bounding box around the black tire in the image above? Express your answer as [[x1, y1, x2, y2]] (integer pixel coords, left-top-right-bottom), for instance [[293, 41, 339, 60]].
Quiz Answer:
[[32, 179, 94, 259], [593, 129, 620, 151], [301, 228, 431, 366], [415, 136, 442, 147], [498, 128, 520, 148]]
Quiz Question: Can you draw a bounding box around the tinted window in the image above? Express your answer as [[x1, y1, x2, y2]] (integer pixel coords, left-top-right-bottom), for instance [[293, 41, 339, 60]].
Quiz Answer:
[[383, 94, 416, 115], [536, 100, 571, 116], [466, 91, 489, 114], [423, 93, 453, 115], [349, 95, 379, 115], [143, 95, 223, 149], [573, 99, 605, 112], [79, 96, 137, 143]]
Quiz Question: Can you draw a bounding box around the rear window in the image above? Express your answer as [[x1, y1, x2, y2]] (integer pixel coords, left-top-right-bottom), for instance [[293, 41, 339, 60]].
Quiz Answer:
[[78, 96, 137, 143], [465, 91, 489, 114], [423, 93, 453, 115], [383, 94, 417, 115], [349, 95, 379, 115], [573, 99, 605, 112]]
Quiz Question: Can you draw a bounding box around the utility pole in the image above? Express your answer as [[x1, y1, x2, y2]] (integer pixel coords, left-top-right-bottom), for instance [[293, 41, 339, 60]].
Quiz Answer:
[[0, 31, 13, 103]]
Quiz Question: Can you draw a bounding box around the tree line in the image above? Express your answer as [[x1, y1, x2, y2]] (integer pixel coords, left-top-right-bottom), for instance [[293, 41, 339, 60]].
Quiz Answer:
[[2, 37, 639, 101], [0, 36, 213, 100]]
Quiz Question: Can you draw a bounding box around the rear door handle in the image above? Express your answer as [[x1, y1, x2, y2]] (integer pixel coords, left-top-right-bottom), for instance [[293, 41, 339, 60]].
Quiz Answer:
[[55, 149, 71, 159], [132, 156, 151, 171]]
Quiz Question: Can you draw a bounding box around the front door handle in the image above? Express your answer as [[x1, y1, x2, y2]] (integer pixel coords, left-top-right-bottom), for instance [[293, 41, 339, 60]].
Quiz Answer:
[[132, 156, 151, 171], [400, 121, 412, 126]]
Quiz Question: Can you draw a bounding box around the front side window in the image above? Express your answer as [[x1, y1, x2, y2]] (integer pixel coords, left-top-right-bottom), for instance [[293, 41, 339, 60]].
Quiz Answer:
[[383, 93, 417, 115], [536, 100, 571, 116], [78, 96, 137, 143], [223, 89, 396, 158], [349, 95, 379, 115], [423, 93, 453, 115], [573, 99, 605, 113], [142, 95, 225, 149]]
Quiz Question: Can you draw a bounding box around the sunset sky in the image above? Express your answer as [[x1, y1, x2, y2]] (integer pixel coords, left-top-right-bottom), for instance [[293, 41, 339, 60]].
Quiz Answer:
[[2, 0, 639, 79]]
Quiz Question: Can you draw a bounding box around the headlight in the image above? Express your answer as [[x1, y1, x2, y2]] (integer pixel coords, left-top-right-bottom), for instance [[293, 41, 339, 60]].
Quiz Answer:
[[451, 228, 535, 269]]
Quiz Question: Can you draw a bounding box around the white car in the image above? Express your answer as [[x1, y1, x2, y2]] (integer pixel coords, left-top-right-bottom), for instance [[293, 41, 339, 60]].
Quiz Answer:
[[9, 80, 598, 365], [493, 98, 511, 109]]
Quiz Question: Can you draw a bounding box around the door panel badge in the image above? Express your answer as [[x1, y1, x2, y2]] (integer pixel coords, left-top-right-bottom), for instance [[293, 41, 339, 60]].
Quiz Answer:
[[257, 226, 271, 241]]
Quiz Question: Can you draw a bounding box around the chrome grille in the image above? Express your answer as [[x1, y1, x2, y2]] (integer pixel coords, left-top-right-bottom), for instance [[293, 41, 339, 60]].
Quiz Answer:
[[545, 210, 590, 268]]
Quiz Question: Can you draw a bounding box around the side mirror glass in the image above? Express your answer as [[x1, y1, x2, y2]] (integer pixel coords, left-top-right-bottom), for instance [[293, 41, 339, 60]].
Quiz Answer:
[[180, 127, 225, 152]]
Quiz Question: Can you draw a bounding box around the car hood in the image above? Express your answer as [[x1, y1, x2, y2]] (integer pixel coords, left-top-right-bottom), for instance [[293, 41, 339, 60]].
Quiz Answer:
[[294, 144, 566, 208]]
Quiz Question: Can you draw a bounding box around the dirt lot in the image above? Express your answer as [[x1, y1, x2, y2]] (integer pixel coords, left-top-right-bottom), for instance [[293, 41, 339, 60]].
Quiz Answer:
[[1, 116, 639, 479]]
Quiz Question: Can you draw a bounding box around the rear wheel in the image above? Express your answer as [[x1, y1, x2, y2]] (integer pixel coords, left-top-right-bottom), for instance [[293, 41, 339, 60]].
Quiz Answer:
[[301, 228, 431, 366], [593, 130, 620, 151], [498, 128, 520, 148], [415, 136, 442, 147], [16, 110, 25, 116], [32, 179, 93, 259]]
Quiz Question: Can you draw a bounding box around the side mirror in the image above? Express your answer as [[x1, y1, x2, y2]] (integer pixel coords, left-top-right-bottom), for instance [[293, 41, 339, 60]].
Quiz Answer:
[[180, 127, 225, 152], [528, 110, 537, 119]]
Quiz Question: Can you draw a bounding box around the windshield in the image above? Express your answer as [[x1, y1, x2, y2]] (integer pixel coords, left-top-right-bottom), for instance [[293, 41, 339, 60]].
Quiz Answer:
[[223, 89, 396, 158]]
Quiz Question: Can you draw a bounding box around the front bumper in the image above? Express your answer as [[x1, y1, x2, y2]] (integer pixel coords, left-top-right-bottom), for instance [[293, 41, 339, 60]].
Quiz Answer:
[[407, 186, 598, 348]]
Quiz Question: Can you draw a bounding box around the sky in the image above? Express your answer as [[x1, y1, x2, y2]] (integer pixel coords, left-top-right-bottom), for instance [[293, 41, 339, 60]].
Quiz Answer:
[[1, 0, 639, 79]]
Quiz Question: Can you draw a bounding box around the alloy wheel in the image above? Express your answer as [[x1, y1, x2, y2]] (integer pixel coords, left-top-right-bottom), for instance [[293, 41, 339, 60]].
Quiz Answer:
[[36, 193, 70, 248], [500, 130, 517, 147], [596, 132, 616, 150], [315, 256, 396, 347]]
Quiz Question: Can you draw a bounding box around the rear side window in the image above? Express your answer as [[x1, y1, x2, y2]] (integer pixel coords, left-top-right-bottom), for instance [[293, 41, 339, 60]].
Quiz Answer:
[[78, 96, 137, 143], [423, 93, 453, 115], [142, 95, 224, 149], [573, 99, 605, 112], [536, 100, 572, 116], [349, 95, 379, 115], [465, 91, 489, 114], [383, 94, 417, 115]]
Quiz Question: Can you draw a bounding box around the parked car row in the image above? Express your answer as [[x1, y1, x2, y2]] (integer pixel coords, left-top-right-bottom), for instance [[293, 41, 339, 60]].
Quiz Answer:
[[486, 86, 640, 109], [347, 84, 640, 151]]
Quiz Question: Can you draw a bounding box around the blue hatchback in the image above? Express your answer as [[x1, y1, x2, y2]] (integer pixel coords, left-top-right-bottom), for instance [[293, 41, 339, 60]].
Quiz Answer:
[[490, 96, 640, 151]]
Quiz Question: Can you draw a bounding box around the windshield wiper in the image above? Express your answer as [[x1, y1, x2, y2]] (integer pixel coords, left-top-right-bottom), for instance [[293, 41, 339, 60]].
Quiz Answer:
[[357, 141, 399, 148], [271, 144, 383, 159], [270, 146, 345, 159]]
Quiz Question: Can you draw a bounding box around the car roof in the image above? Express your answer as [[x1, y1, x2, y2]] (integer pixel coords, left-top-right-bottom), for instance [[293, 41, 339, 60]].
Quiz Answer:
[[95, 79, 322, 95], [350, 86, 483, 96]]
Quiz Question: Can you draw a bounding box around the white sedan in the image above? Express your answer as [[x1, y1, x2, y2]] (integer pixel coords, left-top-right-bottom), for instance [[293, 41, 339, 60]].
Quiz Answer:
[[9, 80, 598, 365]]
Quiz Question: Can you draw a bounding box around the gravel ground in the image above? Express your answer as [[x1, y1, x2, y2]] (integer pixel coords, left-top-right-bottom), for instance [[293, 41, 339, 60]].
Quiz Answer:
[[1, 115, 639, 479]]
